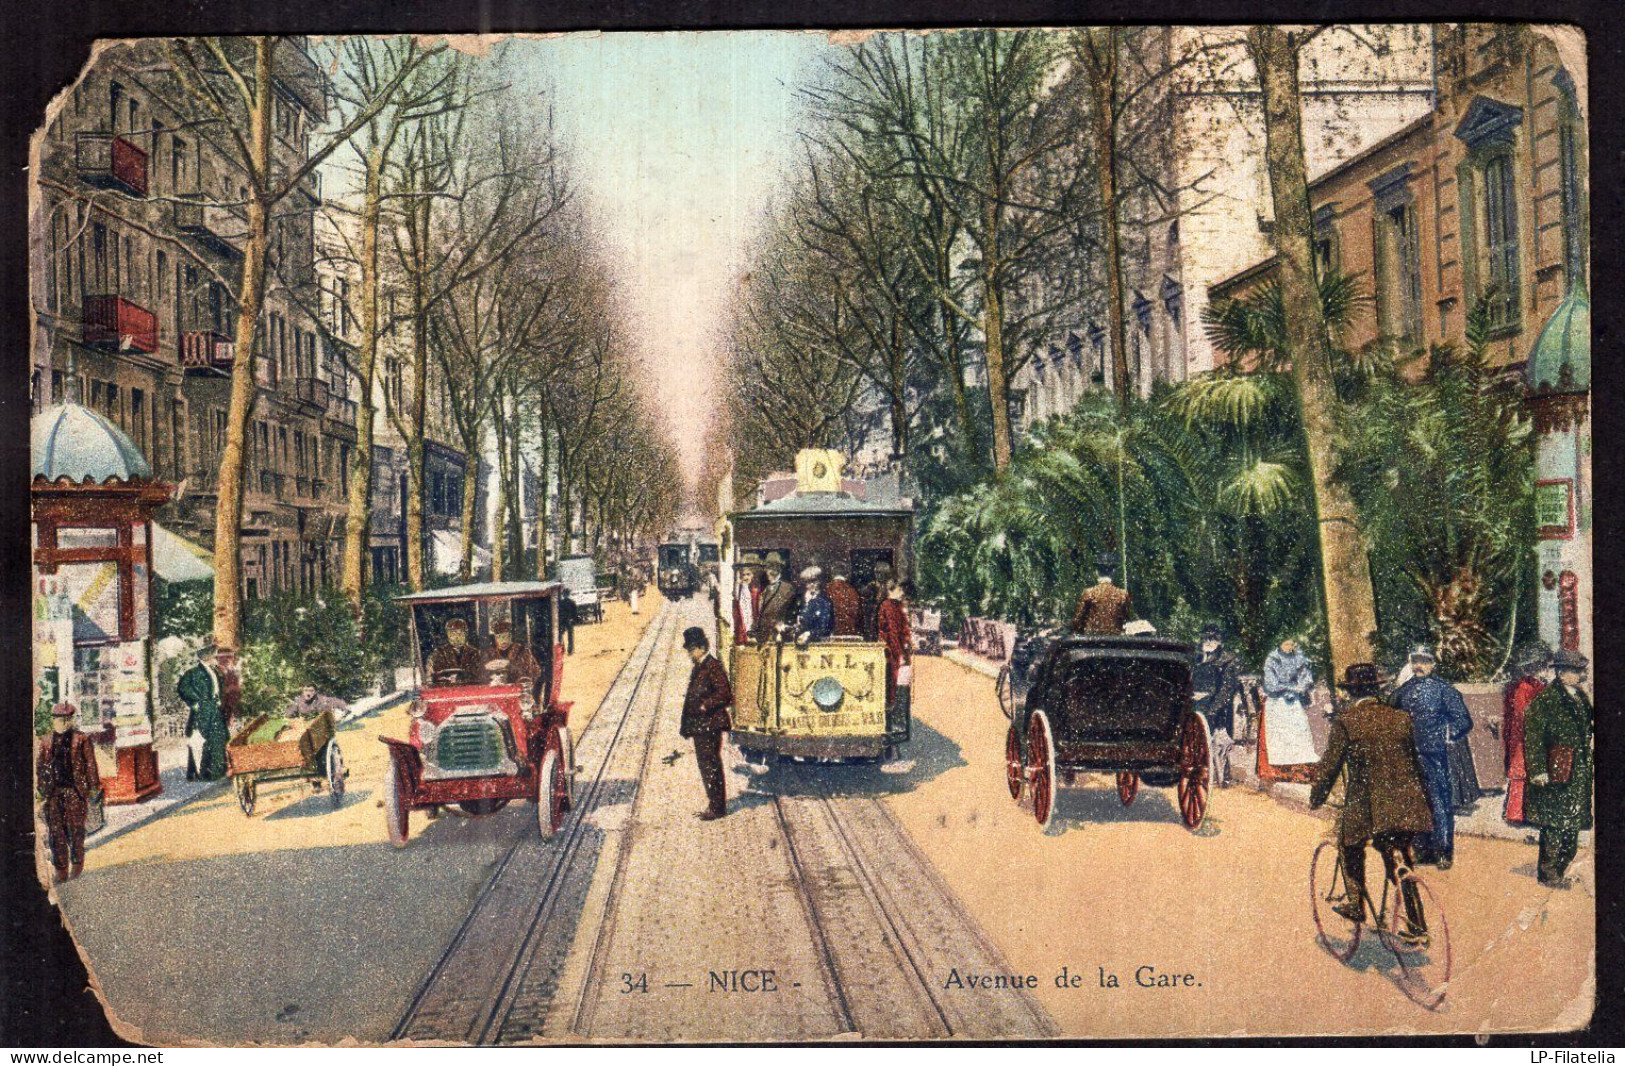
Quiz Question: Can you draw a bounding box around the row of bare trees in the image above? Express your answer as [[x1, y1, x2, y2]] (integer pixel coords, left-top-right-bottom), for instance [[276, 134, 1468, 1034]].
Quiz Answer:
[[726, 25, 1384, 679], [157, 36, 678, 676]]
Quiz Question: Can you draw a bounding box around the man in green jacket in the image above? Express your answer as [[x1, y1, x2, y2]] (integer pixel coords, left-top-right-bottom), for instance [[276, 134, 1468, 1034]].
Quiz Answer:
[[179, 645, 230, 780], [1523, 650, 1592, 886]]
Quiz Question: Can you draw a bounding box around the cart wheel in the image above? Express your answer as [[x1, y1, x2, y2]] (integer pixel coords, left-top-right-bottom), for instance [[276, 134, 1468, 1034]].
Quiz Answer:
[[384, 756, 409, 848], [235, 776, 257, 817], [557, 727, 577, 809], [538, 748, 567, 840], [995, 666, 1014, 720], [1027, 711, 1056, 829], [1310, 840, 1363, 962], [1177, 711, 1212, 830], [325, 743, 346, 808], [1116, 771, 1139, 807], [1004, 724, 1024, 801]]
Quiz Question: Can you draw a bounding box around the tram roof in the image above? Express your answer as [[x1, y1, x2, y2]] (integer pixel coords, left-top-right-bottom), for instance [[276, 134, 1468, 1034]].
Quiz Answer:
[[396, 580, 562, 604], [732, 491, 913, 522]]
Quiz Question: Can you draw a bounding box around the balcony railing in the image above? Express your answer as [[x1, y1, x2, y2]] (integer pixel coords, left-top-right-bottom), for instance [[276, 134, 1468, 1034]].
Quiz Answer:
[[181, 330, 235, 375], [293, 377, 328, 409], [257, 471, 286, 496], [326, 396, 357, 427], [83, 295, 158, 353], [76, 133, 148, 196], [173, 195, 245, 258]]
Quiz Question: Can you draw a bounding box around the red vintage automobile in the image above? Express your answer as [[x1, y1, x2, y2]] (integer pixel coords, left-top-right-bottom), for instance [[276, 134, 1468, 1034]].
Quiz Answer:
[[380, 581, 575, 847]]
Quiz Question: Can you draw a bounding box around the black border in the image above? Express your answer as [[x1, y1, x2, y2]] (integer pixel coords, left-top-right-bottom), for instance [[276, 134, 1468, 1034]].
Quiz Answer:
[[1, 0, 1618, 1049]]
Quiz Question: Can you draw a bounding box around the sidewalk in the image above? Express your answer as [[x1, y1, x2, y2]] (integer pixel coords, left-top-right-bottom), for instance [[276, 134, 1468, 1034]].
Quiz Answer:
[[88, 688, 410, 850]]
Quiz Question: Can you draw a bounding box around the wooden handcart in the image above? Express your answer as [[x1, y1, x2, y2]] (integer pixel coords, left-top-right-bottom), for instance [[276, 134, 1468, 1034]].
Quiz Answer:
[[225, 709, 347, 816]]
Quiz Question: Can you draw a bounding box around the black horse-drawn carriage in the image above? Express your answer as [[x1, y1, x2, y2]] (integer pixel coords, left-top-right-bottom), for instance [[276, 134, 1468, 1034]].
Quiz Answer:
[[999, 632, 1211, 830]]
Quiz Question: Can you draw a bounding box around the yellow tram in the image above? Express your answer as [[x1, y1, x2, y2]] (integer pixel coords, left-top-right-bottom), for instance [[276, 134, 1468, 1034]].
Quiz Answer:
[[716, 450, 914, 762]]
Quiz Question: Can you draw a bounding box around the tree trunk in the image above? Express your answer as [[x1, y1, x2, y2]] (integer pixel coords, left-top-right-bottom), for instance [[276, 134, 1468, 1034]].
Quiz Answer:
[[491, 389, 511, 581], [404, 177, 431, 591], [458, 437, 479, 582], [507, 405, 523, 575], [341, 144, 385, 612], [981, 191, 1014, 472], [535, 414, 551, 578], [1085, 29, 1130, 411], [1249, 26, 1378, 677], [211, 38, 275, 679]]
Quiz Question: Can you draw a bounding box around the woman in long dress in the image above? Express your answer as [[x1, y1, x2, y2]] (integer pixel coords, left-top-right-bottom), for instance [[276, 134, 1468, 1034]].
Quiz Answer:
[[1502, 643, 1551, 825], [1258, 637, 1318, 783]]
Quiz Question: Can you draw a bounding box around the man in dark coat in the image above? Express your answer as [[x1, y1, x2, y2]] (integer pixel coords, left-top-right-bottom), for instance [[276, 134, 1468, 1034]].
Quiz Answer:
[[753, 556, 797, 642], [1071, 553, 1134, 635], [559, 593, 578, 655], [1393, 645, 1473, 867], [1524, 650, 1593, 885], [429, 618, 485, 683], [179, 645, 230, 780], [1192, 627, 1243, 786], [797, 568, 835, 642], [679, 627, 733, 820], [484, 621, 544, 692], [1310, 663, 1433, 940], [859, 562, 893, 641], [36, 702, 100, 883]]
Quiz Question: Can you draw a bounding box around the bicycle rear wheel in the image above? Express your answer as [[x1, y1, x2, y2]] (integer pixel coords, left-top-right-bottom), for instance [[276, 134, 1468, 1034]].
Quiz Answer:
[[1380, 872, 1451, 1010], [1309, 841, 1362, 962]]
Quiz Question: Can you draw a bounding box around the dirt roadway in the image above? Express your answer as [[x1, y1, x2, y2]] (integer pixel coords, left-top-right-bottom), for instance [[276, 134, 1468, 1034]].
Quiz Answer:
[[883, 655, 1594, 1038]]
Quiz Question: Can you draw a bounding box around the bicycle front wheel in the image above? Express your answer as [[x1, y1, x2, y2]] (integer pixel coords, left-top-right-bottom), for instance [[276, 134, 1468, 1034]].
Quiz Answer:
[[1380, 872, 1451, 1010], [1309, 840, 1362, 962]]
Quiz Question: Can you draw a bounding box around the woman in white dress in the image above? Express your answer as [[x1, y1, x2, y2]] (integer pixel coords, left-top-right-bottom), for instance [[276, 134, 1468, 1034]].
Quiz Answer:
[[1258, 637, 1318, 782]]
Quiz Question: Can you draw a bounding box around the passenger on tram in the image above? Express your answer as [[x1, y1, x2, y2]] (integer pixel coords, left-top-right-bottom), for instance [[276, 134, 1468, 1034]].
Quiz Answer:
[[754, 554, 797, 641], [859, 561, 893, 640], [797, 566, 835, 642], [826, 562, 861, 637], [878, 579, 913, 704]]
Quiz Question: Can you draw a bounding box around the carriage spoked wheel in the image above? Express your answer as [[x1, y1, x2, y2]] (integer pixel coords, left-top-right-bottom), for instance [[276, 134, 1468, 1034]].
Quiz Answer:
[[324, 742, 346, 808], [383, 756, 410, 848], [1027, 711, 1057, 829], [1116, 771, 1139, 807], [1176, 711, 1212, 830], [1381, 871, 1451, 1010], [1309, 840, 1363, 962], [235, 775, 257, 817], [538, 746, 568, 840], [1004, 725, 1024, 801]]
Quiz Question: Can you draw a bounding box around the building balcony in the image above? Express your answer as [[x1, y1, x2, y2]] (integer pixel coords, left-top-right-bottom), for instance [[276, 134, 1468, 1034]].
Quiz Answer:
[[173, 195, 245, 259], [76, 133, 148, 196], [326, 395, 357, 427], [258, 471, 286, 496], [181, 330, 235, 375], [82, 295, 158, 353], [293, 376, 328, 411]]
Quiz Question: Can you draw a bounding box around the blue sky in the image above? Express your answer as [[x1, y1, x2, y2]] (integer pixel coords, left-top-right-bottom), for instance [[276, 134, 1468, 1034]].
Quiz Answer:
[[505, 31, 840, 481]]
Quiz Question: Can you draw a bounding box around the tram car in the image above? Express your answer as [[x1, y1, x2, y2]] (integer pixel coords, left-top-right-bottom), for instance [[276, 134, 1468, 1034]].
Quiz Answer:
[[656, 540, 699, 599], [379, 581, 575, 847], [999, 630, 1211, 831], [717, 449, 914, 762]]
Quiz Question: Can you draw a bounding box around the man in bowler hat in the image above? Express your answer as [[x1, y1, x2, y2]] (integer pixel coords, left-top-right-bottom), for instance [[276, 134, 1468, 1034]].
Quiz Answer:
[[37, 702, 100, 883], [1524, 650, 1593, 885], [680, 627, 733, 820], [1310, 663, 1433, 941]]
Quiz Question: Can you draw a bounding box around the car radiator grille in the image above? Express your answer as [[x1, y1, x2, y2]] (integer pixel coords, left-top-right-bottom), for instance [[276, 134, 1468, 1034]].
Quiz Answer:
[[434, 718, 506, 773]]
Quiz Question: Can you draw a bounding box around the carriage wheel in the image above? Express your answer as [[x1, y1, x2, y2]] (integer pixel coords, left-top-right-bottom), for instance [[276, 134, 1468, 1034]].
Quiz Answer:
[[325, 742, 346, 808], [1382, 872, 1451, 1010], [1005, 725, 1024, 801], [1027, 711, 1056, 829], [538, 748, 568, 839], [1116, 771, 1139, 807], [383, 757, 409, 848], [995, 666, 1014, 720], [235, 776, 257, 817], [1177, 711, 1212, 830], [1309, 840, 1363, 962], [557, 727, 577, 810]]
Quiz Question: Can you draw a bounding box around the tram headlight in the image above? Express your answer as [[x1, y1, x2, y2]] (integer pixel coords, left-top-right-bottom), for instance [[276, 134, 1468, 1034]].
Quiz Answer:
[[811, 676, 845, 712]]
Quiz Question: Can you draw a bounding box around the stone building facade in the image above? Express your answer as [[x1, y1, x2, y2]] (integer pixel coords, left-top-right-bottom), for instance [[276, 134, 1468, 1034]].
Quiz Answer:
[[30, 37, 353, 600]]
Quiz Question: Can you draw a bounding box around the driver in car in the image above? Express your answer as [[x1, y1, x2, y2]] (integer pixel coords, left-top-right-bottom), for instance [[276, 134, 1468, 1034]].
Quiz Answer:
[[484, 620, 542, 690], [429, 618, 485, 683]]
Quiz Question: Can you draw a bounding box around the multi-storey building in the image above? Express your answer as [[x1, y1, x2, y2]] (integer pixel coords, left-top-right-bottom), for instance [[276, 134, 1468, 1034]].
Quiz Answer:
[[31, 37, 353, 600], [1209, 24, 1589, 662], [1013, 25, 1436, 434]]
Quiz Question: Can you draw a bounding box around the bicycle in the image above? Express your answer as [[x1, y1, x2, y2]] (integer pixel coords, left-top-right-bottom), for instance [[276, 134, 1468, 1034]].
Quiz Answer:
[[1310, 839, 1453, 1009]]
